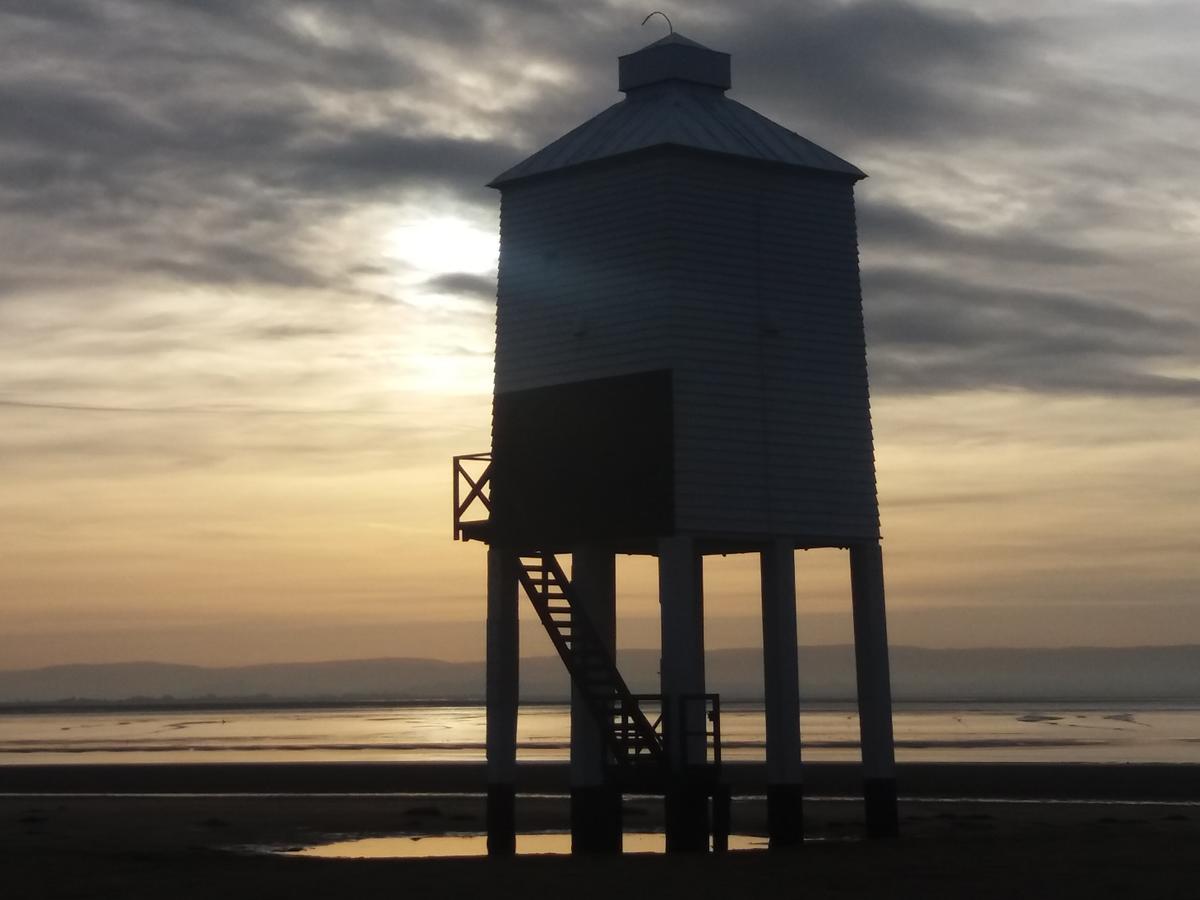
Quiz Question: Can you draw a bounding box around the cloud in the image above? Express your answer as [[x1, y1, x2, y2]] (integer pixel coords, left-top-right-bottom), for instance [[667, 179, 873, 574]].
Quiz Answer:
[[0, 0, 523, 297], [1, 0, 1197, 404], [863, 266, 1200, 397], [423, 272, 497, 303], [293, 131, 518, 195], [857, 199, 1105, 266], [137, 245, 330, 290], [716, 0, 1035, 144]]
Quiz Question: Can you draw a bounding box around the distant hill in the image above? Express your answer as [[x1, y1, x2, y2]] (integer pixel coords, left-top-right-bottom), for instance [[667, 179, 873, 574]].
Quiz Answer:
[[1, 645, 1198, 706]]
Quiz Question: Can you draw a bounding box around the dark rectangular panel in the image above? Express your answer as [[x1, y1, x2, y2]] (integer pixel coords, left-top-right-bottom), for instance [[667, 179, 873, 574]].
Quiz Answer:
[[491, 370, 673, 547]]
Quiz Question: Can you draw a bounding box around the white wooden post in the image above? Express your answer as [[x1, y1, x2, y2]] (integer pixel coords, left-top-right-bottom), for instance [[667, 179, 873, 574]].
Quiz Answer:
[[658, 536, 708, 851], [849, 541, 899, 838], [761, 539, 804, 846], [486, 547, 520, 854], [570, 546, 620, 852]]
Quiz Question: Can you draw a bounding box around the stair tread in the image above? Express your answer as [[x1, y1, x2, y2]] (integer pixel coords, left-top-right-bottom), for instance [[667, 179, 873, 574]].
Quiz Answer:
[[517, 551, 669, 765]]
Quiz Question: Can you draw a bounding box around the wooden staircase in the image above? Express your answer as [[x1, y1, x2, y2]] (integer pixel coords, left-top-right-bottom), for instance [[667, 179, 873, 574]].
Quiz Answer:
[[452, 454, 722, 787], [516, 552, 667, 771]]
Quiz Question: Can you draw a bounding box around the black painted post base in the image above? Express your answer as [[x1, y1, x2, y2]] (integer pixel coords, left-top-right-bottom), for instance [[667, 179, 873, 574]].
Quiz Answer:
[[766, 783, 804, 848], [487, 784, 516, 856], [571, 786, 622, 853], [711, 784, 732, 853], [864, 777, 899, 838], [665, 782, 710, 853]]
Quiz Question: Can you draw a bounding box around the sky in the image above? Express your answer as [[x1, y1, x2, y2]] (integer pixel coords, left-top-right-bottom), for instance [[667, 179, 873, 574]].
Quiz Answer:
[[1, 0, 1197, 669]]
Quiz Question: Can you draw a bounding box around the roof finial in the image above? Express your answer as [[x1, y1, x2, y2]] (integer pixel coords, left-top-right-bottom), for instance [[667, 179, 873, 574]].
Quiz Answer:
[[641, 11, 673, 36]]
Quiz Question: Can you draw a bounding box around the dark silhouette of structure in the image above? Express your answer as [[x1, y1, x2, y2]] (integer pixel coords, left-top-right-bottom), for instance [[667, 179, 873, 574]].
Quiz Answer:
[[453, 31, 898, 854]]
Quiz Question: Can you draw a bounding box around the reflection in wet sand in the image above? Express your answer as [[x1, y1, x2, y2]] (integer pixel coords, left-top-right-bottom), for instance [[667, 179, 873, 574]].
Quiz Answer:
[[286, 832, 771, 858]]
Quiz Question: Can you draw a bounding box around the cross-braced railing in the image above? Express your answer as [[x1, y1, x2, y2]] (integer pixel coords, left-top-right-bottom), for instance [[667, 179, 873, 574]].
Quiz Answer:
[[674, 693, 722, 772], [452, 452, 492, 541]]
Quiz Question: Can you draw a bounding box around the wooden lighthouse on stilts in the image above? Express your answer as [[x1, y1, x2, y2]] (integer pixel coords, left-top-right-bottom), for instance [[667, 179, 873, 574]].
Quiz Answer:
[[453, 29, 898, 854]]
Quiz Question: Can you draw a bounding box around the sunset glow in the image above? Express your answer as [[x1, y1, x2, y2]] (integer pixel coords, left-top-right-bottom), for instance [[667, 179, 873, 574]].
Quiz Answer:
[[0, 1, 1197, 670]]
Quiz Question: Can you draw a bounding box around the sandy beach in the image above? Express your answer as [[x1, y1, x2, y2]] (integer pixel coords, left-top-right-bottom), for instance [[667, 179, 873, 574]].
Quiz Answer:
[[3, 762, 1199, 898]]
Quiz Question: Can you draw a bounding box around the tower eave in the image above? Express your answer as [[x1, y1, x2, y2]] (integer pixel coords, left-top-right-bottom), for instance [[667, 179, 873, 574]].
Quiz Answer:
[[488, 142, 865, 190]]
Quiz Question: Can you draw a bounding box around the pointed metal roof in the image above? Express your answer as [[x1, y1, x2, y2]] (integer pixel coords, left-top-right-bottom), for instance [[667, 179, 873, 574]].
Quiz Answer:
[[490, 33, 864, 187], [636, 31, 709, 50]]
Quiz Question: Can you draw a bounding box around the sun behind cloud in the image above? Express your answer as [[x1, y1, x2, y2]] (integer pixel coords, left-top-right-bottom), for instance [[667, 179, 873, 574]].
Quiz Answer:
[[389, 214, 499, 278]]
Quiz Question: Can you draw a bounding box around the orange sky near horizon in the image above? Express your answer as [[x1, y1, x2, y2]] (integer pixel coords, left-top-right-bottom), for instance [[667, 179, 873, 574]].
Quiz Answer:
[[3, 373, 1197, 667]]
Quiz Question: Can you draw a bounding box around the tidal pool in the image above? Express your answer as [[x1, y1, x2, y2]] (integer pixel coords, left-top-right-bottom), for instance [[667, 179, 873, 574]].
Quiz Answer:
[[284, 832, 771, 858]]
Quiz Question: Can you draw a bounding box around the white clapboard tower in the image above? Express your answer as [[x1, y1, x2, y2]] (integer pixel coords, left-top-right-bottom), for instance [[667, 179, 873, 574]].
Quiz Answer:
[[453, 31, 897, 855]]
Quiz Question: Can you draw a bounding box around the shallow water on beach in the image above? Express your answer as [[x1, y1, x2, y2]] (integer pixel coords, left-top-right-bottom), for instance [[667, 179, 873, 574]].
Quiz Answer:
[[282, 831, 771, 858], [2, 701, 1199, 765]]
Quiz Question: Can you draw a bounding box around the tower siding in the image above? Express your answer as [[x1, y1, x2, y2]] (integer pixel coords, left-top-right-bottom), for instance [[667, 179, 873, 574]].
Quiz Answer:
[[665, 156, 880, 542], [494, 157, 675, 396]]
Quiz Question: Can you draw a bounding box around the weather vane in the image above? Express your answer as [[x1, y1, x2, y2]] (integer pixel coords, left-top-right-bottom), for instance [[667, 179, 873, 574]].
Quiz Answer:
[[641, 10, 673, 35]]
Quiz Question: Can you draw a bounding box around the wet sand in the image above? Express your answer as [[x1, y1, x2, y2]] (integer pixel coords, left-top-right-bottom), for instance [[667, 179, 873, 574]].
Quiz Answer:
[[3, 763, 1199, 898], [5, 760, 1199, 799]]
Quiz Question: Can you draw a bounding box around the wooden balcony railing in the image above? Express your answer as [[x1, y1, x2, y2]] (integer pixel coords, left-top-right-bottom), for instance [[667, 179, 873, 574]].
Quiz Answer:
[[452, 452, 492, 541]]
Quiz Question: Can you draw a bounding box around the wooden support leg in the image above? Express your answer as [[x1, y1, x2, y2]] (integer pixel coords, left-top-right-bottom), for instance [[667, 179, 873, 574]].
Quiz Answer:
[[850, 541, 899, 838], [659, 536, 709, 852], [570, 546, 621, 853], [761, 539, 804, 848], [486, 547, 519, 855]]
